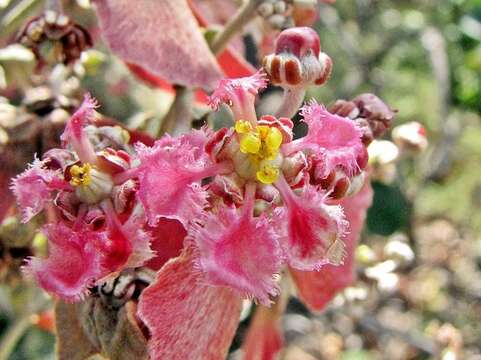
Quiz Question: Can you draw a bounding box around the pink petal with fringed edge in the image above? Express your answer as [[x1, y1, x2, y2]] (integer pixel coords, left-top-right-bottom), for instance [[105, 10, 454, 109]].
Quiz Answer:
[[10, 158, 69, 223], [60, 94, 98, 165], [93, 0, 223, 90], [189, 197, 282, 305], [289, 181, 373, 312], [135, 135, 224, 227], [145, 218, 186, 271], [138, 250, 242, 360], [283, 103, 364, 177], [121, 212, 154, 269], [209, 71, 267, 123], [275, 177, 347, 271], [242, 305, 284, 360], [23, 223, 103, 301]]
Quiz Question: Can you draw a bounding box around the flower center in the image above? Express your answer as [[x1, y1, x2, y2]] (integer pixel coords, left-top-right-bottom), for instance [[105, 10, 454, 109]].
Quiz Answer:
[[235, 120, 283, 184], [69, 163, 92, 186]]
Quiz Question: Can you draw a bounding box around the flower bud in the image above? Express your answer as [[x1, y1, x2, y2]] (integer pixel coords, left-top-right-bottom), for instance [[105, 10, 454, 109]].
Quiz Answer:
[[392, 121, 428, 153], [352, 93, 396, 139], [262, 27, 332, 88]]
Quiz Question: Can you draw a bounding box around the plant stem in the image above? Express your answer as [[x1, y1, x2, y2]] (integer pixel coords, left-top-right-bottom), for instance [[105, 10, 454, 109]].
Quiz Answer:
[[45, 0, 63, 13], [158, 86, 194, 136], [0, 314, 31, 360], [210, 0, 263, 55], [275, 88, 306, 119]]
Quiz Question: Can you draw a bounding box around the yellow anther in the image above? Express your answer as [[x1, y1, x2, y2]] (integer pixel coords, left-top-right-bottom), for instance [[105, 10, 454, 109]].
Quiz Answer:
[[265, 127, 283, 151], [235, 120, 253, 134], [256, 163, 280, 184], [256, 125, 270, 140], [240, 133, 261, 154], [69, 163, 92, 187]]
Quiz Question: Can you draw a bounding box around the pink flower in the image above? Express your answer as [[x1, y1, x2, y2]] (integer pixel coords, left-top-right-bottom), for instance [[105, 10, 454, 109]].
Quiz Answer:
[[283, 102, 366, 178], [289, 180, 373, 311], [23, 222, 103, 301], [60, 94, 99, 165], [190, 183, 282, 305], [274, 176, 347, 271], [208, 71, 267, 124], [11, 158, 70, 223], [134, 135, 231, 227]]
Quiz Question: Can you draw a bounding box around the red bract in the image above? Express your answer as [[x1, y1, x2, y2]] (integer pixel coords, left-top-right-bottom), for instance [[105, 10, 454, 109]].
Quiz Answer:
[[289, 180, 373, 311]]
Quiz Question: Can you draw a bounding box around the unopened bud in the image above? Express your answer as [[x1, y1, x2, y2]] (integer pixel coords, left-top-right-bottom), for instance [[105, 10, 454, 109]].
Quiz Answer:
[[392, 121, 428, 153], [263, 27, 332, 88]]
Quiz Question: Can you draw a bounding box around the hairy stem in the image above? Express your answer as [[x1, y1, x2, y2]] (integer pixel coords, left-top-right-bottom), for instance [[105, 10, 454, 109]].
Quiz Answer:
[[158, 86, 194, 136], [275, 87, 306, 119], [210, 0, 263, 55]]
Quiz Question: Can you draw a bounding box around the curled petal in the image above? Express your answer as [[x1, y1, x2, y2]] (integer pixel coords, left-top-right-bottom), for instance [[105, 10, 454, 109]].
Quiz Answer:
[[61, 94, 98, 164], [283, 103, 365, 177], [209, 71, 267, 123], [11, 158, 69, 223], [145, 218, 186, 271], [190, 194, 282, 305], [290, 181, 373, 312], [135, 135, 227, 227], [275, 177, 347, 271], [138, 250, 242, 360], [23, 223, 102, 301], [121, 211, 154, 269]]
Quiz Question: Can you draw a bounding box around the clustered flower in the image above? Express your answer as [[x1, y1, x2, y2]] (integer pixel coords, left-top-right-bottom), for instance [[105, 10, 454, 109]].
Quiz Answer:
[[11, 26, 397, 359]]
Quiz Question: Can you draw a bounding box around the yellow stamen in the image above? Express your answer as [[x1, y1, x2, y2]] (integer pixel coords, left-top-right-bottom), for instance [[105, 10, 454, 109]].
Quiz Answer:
[[240, 133, 261, 154], [256, 163, 280, 184], [235, 120, 252, 134], [265, 127, 283, 151], [69, 163, 92, 186]]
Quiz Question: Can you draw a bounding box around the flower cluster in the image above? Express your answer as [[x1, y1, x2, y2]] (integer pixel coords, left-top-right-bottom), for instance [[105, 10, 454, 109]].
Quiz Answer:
[[11, 95, 153, 301], [11, 26, 394, 360]]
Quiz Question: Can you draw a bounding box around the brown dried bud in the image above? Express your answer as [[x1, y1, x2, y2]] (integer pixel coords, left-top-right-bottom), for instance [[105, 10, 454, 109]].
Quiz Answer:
[[17, 11, 92, 66], [352, 93, 396, 139], [330, 94, 396, 146]]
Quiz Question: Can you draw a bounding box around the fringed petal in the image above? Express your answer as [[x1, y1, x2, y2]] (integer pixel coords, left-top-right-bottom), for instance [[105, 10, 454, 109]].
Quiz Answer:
[[241, 305, 284, 360], [138, 250, 242, 360], [275, 177, 347, 271], [208, 71, 267, 123], [11, 158, 69, 223], [283, 103, 365, 177], [135, 134, 223, 227], [23, 223, 102, 301], [190, 200, 282, 305], [289, 181, 373, 312], [61, 94, 98, 164]]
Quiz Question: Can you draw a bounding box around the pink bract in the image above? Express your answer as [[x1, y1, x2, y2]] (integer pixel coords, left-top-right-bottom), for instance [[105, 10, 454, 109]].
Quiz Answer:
[[138, 250, 242, 360], [93, 0, 223, 90]]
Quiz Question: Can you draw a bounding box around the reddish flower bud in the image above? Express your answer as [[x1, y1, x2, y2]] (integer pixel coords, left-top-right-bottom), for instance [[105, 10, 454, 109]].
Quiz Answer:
[[263, 27, 332, 87]]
